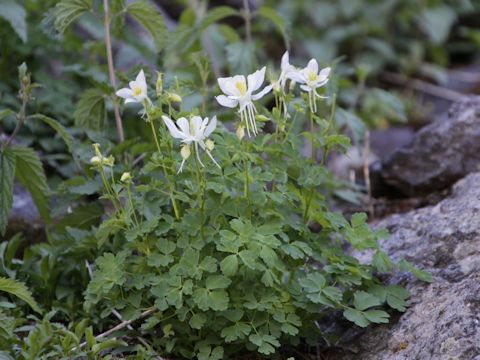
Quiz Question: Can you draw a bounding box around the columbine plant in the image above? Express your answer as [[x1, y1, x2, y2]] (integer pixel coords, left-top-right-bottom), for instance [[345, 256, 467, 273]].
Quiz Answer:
[[216, 67, 272, 137], [83, 51, 425, 360]]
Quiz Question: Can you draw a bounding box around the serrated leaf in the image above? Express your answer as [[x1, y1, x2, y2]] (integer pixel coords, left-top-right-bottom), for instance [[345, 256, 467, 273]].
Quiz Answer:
[[398, 259, 433, 283], [343, 308, 369, 327], [127, 1, 168, 52], [221, 322, 251, 342], [0, 277, 41, 313], [256, 6, 290, 47], [52, 0, 91, 34], [353, 291, 382, 311], [29, 114, 74, 153], [206, 275, 231, 290], [372, 250, 393, 273], [9, 146, 50, 223], [0, 150, 16, 236], [189, 313, 207, 329], [0, 0, 27, 42], [364, 310, 390, 324], [199, 6, 239, 30], [74, 88, 106, 131]]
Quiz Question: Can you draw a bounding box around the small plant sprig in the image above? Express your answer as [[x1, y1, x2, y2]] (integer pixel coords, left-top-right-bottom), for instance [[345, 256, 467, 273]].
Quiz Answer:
[[83, 52, 427, 359]]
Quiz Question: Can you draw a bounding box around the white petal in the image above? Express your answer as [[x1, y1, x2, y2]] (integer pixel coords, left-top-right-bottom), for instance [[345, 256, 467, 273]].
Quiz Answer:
[[247, 66, 266, 92], [177, 117, 190, 136], [306, 59, 318, 73], [125, 98, 138, 103], [190, 116, 203, 138], [281, 51, 289, 71], [204, 116, 217, 137], [218, 76, 243, 96], [216, 95, 238, 108], [286, 70, 305, 84], [116, 88, 133, 99], [136, 69, 146, 87], [252, 85, 272, 101], [300, 84, 311, 92], [318, 67, 331, 81], [162, 116, 184, 139]]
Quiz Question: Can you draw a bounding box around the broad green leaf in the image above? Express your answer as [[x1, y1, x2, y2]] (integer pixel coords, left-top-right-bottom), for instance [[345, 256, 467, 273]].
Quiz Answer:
[[372, 250, 393, 273], [127, 1, 168, 52], [256, 6, 290, 47], [0, 277, 41, 313], [193, 288, 229, 311], [9, 146, 50, 222], [0, 0, 27, 42], [220, 254, 238, 277], [29, 114, 74, 153], [74, 88, 106, 131], [52, 0, 92, 34], [0, 150, 16, 236], [422, 6, 456, 44], [226, 42, 255, 76], [353, 291, 382, 311], [343, 308, 369, 327]]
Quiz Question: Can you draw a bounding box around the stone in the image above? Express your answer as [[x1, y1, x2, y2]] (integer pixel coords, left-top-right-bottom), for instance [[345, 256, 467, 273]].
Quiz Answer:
[[330, 172, 480, 359], [378, 96, 480, 196]]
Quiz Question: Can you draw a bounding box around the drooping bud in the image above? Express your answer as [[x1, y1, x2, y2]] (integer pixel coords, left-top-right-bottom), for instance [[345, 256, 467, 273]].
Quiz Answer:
[[180, 145, 191, 160], [120, 172, 132, 183], [272, 80, 281, 93], [167, 92, 182, 103], [156, 72, 163, 97], [236, 125, 245, 140], [205, 139, 214, 151]]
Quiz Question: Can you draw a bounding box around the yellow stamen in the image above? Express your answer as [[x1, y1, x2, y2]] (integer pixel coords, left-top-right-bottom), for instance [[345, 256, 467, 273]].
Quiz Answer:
[[235, 81, 247, 95], [307, 71, 317, 82], [132, 87, 142, 96]]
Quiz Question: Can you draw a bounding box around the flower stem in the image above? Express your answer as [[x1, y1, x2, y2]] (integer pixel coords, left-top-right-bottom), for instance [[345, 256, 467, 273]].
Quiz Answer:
[[103, 0, 124, 143], [127, 185, 139, 227]]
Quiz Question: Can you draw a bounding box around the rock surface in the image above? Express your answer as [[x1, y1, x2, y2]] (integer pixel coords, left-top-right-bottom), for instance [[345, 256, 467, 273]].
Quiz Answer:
[[3, 184, 44, 241], [378, 96, 480, 196], [332, 172, 480, 359]]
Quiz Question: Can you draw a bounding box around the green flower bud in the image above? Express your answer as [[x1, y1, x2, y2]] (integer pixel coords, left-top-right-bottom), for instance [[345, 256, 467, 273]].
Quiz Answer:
[[167, 92, 182, 103], [120, 172, 132, 183]]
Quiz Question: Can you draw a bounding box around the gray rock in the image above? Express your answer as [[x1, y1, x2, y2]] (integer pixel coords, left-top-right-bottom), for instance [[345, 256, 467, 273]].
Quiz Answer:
[[2, 184, 44, 242], [380, 97, 480, 196], [332, 172, 480, 359]]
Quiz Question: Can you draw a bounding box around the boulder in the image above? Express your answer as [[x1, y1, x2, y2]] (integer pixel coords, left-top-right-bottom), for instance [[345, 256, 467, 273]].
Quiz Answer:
[[332, 172, 480, 359], [378, 96, 480, 196]]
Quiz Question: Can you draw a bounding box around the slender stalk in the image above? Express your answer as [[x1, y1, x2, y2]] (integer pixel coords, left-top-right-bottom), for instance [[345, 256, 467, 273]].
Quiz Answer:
[[127, 185, 139, 226], [103, 0, 124, 143], [309, 107, 315, 160], [77, 307, 156, 349], [242, 0, 252, 43], [3, 79, 29, 149], [149, 117, 161, 153]]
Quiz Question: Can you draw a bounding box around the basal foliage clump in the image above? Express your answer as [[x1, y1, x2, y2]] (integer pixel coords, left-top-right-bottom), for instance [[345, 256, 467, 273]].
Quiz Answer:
[[82, 55, 421, 359]]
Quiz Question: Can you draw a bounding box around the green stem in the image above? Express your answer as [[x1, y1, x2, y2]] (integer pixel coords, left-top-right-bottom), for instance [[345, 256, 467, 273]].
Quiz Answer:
[[127, 185, 139, 226]]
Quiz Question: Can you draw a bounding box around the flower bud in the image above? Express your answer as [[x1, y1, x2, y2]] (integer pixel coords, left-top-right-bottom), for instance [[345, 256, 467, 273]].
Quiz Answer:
[[180, 145, 191, 160], [156, 72, 163, 97], [167, 92, 182, 103], [103, 155, 115, 167], [255, 114, 269, 122], [120, 172, 132, 183], [236, 125, 245, 140], [205, 139, 214, 151], [90, 156, 102, 166], [272, 81, 281, 93], [92, 143, 102, 157]]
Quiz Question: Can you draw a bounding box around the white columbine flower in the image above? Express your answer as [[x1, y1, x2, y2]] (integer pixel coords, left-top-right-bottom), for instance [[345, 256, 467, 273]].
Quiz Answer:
[[216, 67, 272, 137], [277, 51, 297, 93], [116, 69, 149, 104], [162, 115, 221, 173], [288, 59, 331, 113]]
